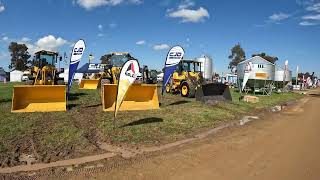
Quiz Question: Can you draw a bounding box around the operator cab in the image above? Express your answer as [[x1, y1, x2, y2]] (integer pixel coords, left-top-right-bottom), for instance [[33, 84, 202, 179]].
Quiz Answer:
[[33, 50, 58, 68], [108, 52, 133, 68], [177, 59, 202, 74]]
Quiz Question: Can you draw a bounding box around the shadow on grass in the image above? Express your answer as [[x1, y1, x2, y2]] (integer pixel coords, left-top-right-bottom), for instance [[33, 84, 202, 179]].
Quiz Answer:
[[121, 117, 163, 127], [67, 104, 79, 110], [68, 93, 87, 101], [168, 100, 190, 106], [0, 98, 11, 103], [84, 103, 102, 108]]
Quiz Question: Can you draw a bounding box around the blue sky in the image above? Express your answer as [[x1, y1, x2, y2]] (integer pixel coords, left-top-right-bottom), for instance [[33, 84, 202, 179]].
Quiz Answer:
[[0, 0, 319, 76]]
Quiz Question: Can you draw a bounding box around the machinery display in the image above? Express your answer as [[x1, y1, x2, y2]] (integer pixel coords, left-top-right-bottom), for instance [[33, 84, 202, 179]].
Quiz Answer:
[[237, 56, 275, 95], [165, 59, 232, 102], [102, 84, 159, 111], [11, 50, 66, 112], [98, 52, 159, 111], [79, 52, 135, 89], [142, 65, 158, 84]]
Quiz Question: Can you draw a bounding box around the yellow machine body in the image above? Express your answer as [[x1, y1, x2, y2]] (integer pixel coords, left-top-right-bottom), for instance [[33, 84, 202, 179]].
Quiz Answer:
[[102, 84, 159, 111], [11, 50, 67, 113], [11, 85, 66, 112], [79, 79, 100, 89]]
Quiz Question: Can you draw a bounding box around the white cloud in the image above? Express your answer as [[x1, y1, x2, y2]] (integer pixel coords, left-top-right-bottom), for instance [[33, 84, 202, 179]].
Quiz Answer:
[[153, 44, 170, 50], [97, 33, 104, 37], [269, 13, 291, 22], [35, 35, 67, 50], [178, 0, 195, 9], [21, 37, 31, 42], [136, 40, 145, 45], [299, 21, 318, 25], [0, 4, 4, 13], [76, 0, 142, 10], [98, 24, 103, 31], [302, 14, 320, 20], [24, 35, 67, 54], [168, 7, 210, 23], [2, 36, 8, 41], [306, 2, 320, 12]]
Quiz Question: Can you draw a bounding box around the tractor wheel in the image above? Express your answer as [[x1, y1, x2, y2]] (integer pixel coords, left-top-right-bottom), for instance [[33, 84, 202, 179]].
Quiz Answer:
[[180, 81, 195, 98], [165, 84, 171, 93]]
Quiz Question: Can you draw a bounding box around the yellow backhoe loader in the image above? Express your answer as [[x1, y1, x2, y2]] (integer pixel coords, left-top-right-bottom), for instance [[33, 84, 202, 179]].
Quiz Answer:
[[100, 52, 159, 111], [11, 50, 66, 112], [165, 59, 232, 103]]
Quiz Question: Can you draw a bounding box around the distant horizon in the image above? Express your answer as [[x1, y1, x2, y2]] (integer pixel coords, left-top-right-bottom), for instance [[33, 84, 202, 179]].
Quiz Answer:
[[0, 0, 319, 76]]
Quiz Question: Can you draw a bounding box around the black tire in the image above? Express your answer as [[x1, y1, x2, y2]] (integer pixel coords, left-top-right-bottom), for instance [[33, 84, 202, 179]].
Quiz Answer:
[[180, 81, 195, 98]]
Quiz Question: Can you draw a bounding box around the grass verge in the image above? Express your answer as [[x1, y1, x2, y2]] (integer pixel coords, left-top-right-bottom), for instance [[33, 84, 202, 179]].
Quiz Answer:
[[0, 82, 303, 166]]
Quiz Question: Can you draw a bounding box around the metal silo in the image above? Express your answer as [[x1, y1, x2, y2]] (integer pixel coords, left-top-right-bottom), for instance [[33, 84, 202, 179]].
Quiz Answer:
[[274, 65, 292, 89], [237, 56, 275, 95], [275, 65, 292, 82], [196, 55, 213, 81]]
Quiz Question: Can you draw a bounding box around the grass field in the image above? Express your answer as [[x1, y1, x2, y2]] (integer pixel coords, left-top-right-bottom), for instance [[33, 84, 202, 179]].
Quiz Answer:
[[0, 82, 303, 166]]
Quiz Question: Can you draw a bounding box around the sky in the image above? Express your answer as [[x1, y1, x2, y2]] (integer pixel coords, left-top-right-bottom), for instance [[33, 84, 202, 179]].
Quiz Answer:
[[0, 0, 319, 76]]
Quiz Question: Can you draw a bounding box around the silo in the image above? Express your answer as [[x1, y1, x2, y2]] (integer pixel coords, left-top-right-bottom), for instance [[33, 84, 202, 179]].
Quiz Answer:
[[274, 65, 292, 89], [237, 56, 275, 95], [196, 55, 213, 81], [275, 65, 292, 82]]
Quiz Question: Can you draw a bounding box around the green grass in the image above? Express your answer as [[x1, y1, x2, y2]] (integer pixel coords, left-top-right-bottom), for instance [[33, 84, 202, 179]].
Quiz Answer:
[[0, 82, 303, 162]]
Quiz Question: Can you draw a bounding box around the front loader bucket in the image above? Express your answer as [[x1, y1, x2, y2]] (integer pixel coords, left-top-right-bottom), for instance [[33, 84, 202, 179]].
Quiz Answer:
[[12, 85, 66, 113], [102, 84, 159, 111], [79, 79, 100, 89], [195, 83, 232, 104]]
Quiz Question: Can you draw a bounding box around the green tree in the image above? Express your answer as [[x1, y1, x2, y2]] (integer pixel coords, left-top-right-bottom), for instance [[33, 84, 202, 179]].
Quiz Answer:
[[8, 42, 31, 71], [228, 43, 246, 68], [252, 53, 278, 64]]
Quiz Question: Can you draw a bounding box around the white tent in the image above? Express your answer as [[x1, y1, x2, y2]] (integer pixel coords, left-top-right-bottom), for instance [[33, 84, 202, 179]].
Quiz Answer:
[[10, 70, 23, 82], [60, 69, 83, 83]]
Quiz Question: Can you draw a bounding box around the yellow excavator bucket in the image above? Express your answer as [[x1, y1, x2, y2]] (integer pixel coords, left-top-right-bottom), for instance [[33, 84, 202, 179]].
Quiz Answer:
[[79, 79, 100, 89], [102, 84, 159, 111], [11, 85, 66, 113]]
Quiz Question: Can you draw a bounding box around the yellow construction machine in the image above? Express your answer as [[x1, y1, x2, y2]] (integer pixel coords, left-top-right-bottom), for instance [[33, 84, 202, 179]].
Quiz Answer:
[[165, 60, 203, 97], [165, 59, 232, 103], [100, 52, 159, 111], [79, 52, 128, 89], [11, 50, 66, 112]]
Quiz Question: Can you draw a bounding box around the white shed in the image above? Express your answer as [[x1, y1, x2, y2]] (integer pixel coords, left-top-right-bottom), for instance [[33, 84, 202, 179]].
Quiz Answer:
[[10, 70, 24, 82]]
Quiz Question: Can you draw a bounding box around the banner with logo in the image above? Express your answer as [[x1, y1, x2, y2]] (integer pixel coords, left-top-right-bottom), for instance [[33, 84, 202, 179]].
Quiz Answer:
[[242, 62, 253, 91], [162, 46, 184, 95], [67, 39, 86, 97], [114, 59, 140, 118]]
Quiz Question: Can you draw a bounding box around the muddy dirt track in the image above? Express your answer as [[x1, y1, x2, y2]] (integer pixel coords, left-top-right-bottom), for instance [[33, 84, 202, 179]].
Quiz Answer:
[[62, 90, 320, 180]]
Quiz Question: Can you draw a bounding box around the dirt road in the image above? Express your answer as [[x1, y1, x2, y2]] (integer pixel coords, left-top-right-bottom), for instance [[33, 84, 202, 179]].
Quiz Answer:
[[65, 91, 320, 180]]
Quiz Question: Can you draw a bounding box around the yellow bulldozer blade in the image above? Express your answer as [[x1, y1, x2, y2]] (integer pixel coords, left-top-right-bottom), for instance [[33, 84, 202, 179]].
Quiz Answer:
[[79, 79, 100, 89], [102, 84, 159, 111], [11, 85, 66, 113]]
